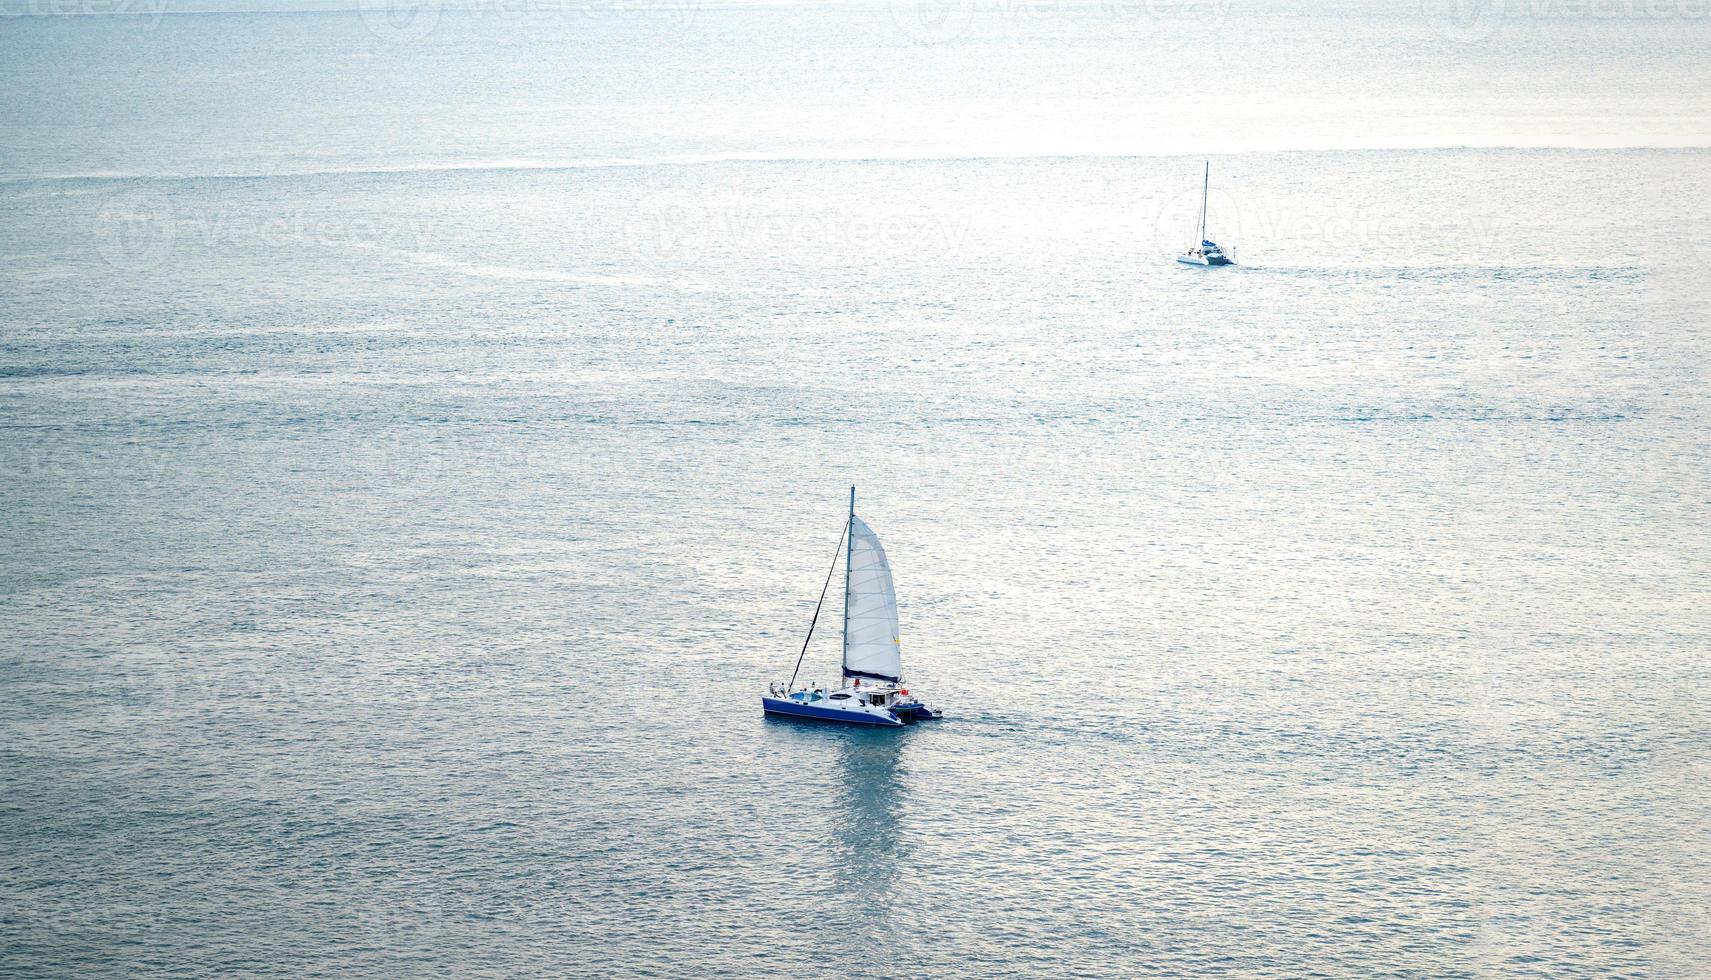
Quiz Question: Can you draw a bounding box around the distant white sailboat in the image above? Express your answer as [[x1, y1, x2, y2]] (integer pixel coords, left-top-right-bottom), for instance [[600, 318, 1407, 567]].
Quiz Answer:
[[762, 487, 941, 727], [1178, 161, 1234, 267]]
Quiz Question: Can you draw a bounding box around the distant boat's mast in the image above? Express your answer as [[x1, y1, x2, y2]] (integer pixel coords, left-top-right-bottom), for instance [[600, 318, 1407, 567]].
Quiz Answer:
[[1199, 161, 1209, 243]]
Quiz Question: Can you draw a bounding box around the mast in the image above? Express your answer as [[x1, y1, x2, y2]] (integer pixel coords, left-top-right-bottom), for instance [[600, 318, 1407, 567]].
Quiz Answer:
[[1199, 161, 1209, 243], [843, 485, 855, 672]]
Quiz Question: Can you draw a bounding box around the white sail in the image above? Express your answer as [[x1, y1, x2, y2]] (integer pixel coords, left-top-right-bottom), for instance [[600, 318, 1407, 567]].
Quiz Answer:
[[843, 514, 902, 683]]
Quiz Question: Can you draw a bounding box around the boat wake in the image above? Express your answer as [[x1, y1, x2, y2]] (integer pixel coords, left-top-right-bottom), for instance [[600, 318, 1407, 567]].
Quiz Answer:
[[338, 242, 754, 295]]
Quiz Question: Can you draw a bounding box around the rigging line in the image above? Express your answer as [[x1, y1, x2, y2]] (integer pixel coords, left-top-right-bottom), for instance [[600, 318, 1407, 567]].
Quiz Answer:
[[788, 518, 848, 692]]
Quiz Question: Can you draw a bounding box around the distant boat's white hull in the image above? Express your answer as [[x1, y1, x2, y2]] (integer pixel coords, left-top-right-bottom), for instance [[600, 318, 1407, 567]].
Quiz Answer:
[[1177, 252, 1233, 266]]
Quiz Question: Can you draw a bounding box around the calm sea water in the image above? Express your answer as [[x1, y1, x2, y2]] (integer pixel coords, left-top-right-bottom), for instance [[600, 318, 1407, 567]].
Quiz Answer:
[[3, 3, 1710, 976]]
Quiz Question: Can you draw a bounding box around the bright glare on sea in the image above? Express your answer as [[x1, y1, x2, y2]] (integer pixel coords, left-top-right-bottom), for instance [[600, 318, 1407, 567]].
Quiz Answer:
[[2, 1, 1709, 975]]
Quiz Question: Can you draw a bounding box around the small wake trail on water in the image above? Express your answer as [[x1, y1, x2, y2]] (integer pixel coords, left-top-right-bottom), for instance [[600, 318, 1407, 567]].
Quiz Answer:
[[335, 240, 761, 296]]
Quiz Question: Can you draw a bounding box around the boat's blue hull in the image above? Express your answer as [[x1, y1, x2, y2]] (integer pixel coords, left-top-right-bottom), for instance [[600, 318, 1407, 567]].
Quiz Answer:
[[760, 696, 903, 727]]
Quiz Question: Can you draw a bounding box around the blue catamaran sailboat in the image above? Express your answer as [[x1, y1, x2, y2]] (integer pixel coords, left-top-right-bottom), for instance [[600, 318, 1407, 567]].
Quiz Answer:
[[1177, 161, 1234, 267], [762, 488, 942, 727]]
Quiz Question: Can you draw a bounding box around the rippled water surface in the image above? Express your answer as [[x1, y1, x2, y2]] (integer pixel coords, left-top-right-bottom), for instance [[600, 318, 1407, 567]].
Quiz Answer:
[[3, 4, 1710, 976]]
